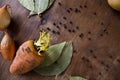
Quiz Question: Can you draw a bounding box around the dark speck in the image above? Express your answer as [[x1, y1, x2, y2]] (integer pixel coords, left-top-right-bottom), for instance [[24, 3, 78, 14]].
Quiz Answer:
[[79, 5, 83, 8], [89, 65, 92, 69], [52, 30, 56, 34], [117, 59, 120, 63], [88, 31, 91, 34], [84, 5, 87, 8], [100, 61, 105, 65], [79, 33, 84, 38], [105, 68, 109, 72], [67, 9, 70, 13], [59, 22, 62, 25], [47, 27, 51, 31], [105, 64, 110, 68], [76, 26, 79, 29], [56, 25, 60, 29], [68, 29, 72, 32], [53, 23, 56, 26], [105, 31, 109, 35], [73, 50, 77, 53], [89, 49, 93, 53], [75, 8, 79, 13], [100, 34, 103, 37], [93, 55, 97, 59], [108, 55, 113, 59], [103, 29, 107, 32], [99, 72, 102, 75], [63, 16, 67, 20], [63, 24, 67, 29], [72, 29, 75, 33], [69, 8, 73, 11], [70, 21, 73, 24], [93, 12, 97, 15], [101, 22, 104, 25], [58, 2, 62, 6], [88, 38, 91, 40], [56, 31, 60, 35], [82, 56, 85, 60]]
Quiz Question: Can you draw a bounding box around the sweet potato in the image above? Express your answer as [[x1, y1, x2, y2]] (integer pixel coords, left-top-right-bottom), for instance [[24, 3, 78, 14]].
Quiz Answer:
[[10, 30, 50, 74], [0, 31, 15, 60]]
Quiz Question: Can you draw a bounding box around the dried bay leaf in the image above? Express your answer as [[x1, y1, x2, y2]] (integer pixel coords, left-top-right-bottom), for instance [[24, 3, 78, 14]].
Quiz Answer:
[[70, 76, 87, 80], [38, 41, 66, 68], [48, 0, 55, 8], [18, 0, 55, 16], [18, 0, 34, 11], [34, 41, 73, 76], [34, 0, 49, 14]]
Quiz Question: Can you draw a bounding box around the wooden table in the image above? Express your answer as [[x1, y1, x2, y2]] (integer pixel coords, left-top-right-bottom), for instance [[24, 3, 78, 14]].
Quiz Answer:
[[0, 0, 120, 80]]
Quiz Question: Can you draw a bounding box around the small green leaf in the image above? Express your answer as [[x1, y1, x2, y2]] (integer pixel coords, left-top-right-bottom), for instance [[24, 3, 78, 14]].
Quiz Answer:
[[34, 41, 73, 76], [37, 41, 66, 68], [70, 76, 87, 80], [18, 0, 34, 11]]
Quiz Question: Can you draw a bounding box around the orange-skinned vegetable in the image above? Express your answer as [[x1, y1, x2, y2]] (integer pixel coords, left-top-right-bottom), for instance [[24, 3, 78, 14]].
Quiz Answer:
[[0, 4, 11, 30], [0, 31, 15, 60], [10, 30, 50, 74]]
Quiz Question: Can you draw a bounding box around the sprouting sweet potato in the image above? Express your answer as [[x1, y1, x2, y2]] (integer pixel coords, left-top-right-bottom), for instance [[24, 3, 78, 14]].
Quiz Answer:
[[10, 30, 50, 74]]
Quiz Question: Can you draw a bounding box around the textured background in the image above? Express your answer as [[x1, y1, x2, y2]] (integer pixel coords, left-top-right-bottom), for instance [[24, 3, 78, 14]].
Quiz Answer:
[[0, 0, 120, 80]]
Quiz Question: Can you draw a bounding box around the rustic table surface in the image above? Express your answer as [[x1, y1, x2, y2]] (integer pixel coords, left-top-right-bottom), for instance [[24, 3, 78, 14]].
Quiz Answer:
[[0, 0, 120, 80]]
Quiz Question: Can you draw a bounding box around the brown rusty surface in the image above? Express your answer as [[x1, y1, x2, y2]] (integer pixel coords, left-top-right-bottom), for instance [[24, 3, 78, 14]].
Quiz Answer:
[[0, 0, 120, 80]]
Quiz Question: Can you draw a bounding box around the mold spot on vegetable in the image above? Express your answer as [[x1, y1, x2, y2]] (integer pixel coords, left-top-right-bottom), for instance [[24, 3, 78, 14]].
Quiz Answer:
[[25, 47, 31, 54], [22, 48, 24, 52]]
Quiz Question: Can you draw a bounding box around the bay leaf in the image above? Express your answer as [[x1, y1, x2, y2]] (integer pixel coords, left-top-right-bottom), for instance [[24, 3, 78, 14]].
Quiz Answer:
[[48, 0, 55, 8], [34, 41, 73, 76], [38, 41, 66, 68], [18, 0, 34, 11], [70, 76, 87, 80], [34, 0, 49, 14]]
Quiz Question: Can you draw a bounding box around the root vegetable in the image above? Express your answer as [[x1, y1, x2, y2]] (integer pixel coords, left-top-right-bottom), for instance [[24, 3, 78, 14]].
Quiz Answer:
[[10, 30, 50, 74], [0, 4, 11, 30], [0, 31, 15, 60]]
